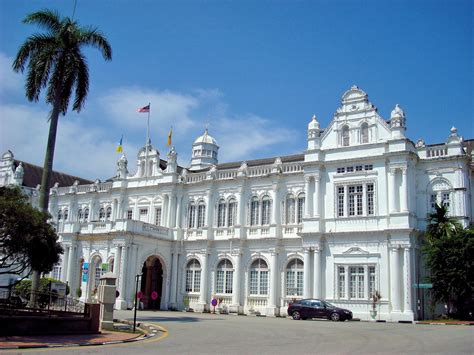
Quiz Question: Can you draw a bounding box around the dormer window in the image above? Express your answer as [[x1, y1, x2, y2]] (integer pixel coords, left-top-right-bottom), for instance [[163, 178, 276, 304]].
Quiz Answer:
[[342, 125, 349, 146]]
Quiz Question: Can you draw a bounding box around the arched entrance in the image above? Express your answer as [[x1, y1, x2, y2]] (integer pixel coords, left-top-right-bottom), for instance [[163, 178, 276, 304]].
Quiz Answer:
[[140, 256, 164, 310]]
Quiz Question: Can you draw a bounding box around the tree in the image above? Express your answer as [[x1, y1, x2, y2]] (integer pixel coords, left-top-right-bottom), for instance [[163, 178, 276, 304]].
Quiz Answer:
[[12, 9, 112, 305], [0, 187, 63, 282], [423, 204, 474, 319]]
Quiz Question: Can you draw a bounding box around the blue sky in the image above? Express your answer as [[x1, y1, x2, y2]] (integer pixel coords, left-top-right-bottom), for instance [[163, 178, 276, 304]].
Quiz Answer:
[[0, 0, 472, 180]]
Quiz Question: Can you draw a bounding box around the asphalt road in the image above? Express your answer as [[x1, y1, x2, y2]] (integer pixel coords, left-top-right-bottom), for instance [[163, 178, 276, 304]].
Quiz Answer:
[[17, 310, 474, 354]]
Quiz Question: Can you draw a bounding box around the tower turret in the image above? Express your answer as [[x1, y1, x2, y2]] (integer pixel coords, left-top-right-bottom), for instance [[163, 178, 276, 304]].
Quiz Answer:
[[190, 129, 219, 170]]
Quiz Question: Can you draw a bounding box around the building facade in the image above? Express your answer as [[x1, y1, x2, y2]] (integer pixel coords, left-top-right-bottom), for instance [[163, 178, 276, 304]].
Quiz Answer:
[[1, 86, 472, 321]]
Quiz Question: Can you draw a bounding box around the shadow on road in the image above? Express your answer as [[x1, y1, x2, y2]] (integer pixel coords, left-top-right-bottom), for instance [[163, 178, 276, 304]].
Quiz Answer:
[[134, 315, 227, 323]]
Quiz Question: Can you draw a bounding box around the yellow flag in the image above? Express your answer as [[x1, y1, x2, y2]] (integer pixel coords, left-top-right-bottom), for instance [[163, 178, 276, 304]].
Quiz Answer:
[[116, 135, 123, 152], [167, 127, 173, 146]]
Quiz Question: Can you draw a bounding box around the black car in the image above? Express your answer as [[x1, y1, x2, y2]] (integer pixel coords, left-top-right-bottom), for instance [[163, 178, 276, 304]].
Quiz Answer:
[[287, 299, 353, 321]]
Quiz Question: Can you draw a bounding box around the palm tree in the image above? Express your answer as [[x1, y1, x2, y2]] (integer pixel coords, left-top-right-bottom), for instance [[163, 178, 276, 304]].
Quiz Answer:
[[425, 203, 462, 244], [12, 9, 112, 306]]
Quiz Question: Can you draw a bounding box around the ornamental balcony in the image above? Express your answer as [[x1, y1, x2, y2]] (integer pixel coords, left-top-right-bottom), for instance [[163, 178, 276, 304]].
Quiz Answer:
[[59, 219, 171, 241]]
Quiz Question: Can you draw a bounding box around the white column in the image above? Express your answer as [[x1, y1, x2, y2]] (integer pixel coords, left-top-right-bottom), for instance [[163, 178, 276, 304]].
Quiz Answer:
[[389, 168, 397, 213], [390, 247, 401, 312], [66, 244, 75, 285], [199, 252, 208, 305], [344, 265, 349, 299], [269, 251, 279, 308], [304, 177, 312, 217], [403, 247, 413, 314], [401, 168, 408, 212], [170, 252, 179, 307], [113, 245, 122, 286], [303, 249, 312, 298], [271, 185, 279, 225], [175, 194, 182, 228], [232, 252, 242, 306], [313, 175, 320, 217], [62, 246, 70, 283], [119, 245, 129, 303], [313, 248, 321, 299]]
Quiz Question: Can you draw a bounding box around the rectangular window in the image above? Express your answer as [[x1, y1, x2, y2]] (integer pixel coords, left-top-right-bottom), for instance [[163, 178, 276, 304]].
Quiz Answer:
[[52, 265, 61, 280], [369, 266, 376, 298], [228, 203, 237, 227], [338, 187, 345, 217], [197, 205, 206, 228], [186, 270, 193, 292], [286, 271, 295, 296], [262, 200, 271, 225], [349, 266, 365, 299], [216, 270, 224, 294], [430, 194, 437, 211], [297, 197, 305, 224], [217, 204, 226, 227], [127, 209, 133, 220], [250, 271, 259, 295], [346, 166, 354, 173], [139, 208, 148, 223], [225, 271, 233, 294], [367, 184, 374, 215], [364, 164, 373, 171], [188, 205, 196, 228], [260, 271, 268, 295], [194, 270, 201, 292], [155, 207, 162, 226], [442, 192, 450, 209], [296, 271, 303, 296], [348, 186, 356, 216], [338, 266, 345, 298], [356, 185, 363, 215], [356, 165, 363, 171], [250, 201, 259, 226], [337, 167, 345, 174]]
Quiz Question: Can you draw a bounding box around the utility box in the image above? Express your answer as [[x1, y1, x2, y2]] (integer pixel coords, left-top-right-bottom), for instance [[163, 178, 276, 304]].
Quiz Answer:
[[98, 272, 116, 331]]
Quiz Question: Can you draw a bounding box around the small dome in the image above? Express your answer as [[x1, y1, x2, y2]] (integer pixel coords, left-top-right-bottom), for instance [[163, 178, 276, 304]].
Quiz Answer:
[[391, 104, 405, 119], [308, 114, 320, 130], [194, 129, 218, 146]]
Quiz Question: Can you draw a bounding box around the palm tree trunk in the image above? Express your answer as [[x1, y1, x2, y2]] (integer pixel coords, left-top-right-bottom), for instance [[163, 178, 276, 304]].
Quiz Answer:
[[28, 93, 62, 309]]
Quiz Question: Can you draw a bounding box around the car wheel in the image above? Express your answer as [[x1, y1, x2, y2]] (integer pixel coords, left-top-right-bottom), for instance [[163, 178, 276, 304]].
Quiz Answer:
[[292, 311, 301, 320], [330, 312, 340, 321]]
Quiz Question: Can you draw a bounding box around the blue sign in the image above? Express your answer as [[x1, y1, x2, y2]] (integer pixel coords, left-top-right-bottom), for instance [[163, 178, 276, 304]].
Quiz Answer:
[[82, 263, 89, 282]]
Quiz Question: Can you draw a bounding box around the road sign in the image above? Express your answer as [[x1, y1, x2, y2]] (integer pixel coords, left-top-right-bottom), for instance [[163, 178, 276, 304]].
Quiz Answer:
[[413, 283, 433, 289], [137, 291, 143, 299], [151, 291, 158, 300]]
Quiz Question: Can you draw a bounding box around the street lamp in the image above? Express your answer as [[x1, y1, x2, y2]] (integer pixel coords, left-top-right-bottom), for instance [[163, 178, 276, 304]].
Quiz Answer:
[[133, 273, 142, 333]]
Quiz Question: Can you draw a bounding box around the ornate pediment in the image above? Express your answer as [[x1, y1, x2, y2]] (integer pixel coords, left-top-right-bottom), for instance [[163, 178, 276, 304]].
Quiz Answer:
[[342, 247, 370, 255]]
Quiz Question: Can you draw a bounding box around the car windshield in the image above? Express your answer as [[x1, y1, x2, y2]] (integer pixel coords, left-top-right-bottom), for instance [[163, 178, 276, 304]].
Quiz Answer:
[[321, 300, 335, 308]]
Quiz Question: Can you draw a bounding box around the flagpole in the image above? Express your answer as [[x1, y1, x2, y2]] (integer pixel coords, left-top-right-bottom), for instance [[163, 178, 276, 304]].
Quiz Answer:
[[145, 102, 150, 177]]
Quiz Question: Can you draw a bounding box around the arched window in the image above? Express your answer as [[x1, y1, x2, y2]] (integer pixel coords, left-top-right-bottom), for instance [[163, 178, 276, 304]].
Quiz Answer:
[[78, 208, 84, 222], [188, 202, 196, 228], [216, 259, 233, 294], [361, 122, 369, 144], [106, 206, 112, 221], [186, 259, 201, 292], [250, 197, 260, 226], [261, 196, 271, 225], [285, 195, 296, 224], [217, 199, 226, 227], [197, 201, 206, 228], [63, 209, 69, 221], [286, 259, 304, 296], [84, 208, 89, 222], [297, 193, 305, 224], [99, 208, 106, 222], [92, 256, 103, 290], [227, 198, 237, 227], [342, 125, 349, 146], [249, 259, 268, 295]]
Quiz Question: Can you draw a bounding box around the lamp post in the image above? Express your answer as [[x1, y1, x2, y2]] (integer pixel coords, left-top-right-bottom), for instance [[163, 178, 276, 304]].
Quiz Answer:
[[133, 273, 142, 333]]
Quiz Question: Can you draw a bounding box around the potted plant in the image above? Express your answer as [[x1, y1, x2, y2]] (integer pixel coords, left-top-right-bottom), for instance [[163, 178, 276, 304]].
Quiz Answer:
[[183, 295, 190, 311], [370, 291, 381, 320]]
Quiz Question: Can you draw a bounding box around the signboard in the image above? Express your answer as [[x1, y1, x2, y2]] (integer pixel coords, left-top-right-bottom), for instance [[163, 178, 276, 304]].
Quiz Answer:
[[413, 283, 433, 289], [151, 291, 158, 300], [82, 263, 89, 282], [211, 298, 218, 307], [51, 282, 67, 297], [137, 291, 143, 299]]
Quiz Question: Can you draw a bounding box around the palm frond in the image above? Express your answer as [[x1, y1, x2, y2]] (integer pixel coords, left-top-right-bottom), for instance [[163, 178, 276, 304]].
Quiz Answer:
[[12, 34, 56, 72], [79, 28, 112, 60], [23, 9, 62, 34], [72, 53, 89, 112]]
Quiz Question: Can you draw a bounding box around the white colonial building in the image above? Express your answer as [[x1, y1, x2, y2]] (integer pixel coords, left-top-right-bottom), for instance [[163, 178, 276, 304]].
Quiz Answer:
[[1, 86, 472, 321]]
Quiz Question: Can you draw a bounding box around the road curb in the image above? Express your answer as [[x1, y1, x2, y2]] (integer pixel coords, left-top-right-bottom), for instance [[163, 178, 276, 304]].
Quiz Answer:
[[0, 321, 164, 350]]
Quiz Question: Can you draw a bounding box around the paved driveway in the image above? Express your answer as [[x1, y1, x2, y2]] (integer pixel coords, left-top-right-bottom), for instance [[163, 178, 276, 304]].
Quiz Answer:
[[19, 310, 474, 354]]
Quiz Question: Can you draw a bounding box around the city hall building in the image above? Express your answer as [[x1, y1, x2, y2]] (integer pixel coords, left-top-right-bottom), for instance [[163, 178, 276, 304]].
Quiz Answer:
[[1, 86, 472, 321]]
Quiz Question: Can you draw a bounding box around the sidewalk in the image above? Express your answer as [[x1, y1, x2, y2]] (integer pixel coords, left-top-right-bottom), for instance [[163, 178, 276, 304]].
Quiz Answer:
[[0, 322, 149, 350]]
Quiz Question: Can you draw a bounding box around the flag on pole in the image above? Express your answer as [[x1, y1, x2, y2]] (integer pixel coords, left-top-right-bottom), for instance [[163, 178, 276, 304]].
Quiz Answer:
[[116, 135, 123, 152], [137, 104, 150, 113], [167, 127, 173, 146]]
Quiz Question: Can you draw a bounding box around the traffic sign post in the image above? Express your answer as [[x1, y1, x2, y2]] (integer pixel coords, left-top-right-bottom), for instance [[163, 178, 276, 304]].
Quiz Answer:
[[133, 274, 142, 333]]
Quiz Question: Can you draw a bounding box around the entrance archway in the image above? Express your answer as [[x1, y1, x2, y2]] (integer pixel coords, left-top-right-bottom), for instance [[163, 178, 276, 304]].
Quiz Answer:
[[140, 256, 164, 309]]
